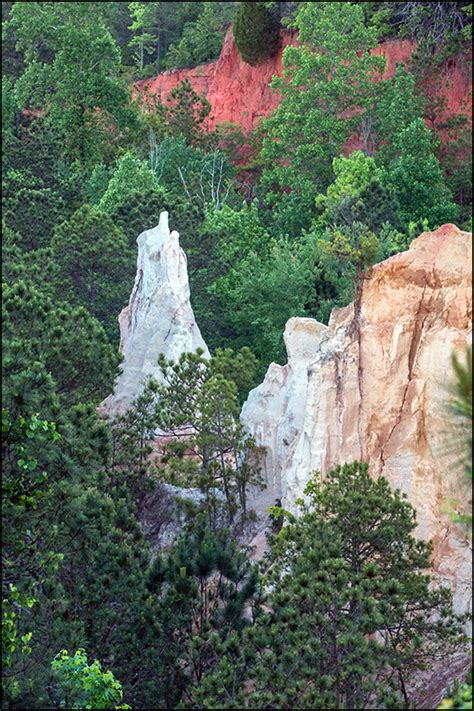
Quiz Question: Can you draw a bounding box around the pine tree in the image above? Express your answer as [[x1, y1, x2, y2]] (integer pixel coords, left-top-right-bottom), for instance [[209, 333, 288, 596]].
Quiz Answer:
[[2, 281, 121, 408], [50, 205, 134, 342], [195, 462, 468, 709], [157, 349, 264, 520], [233, 1, 280, 66], [112, 348, 263, 523], [164, 79, 212, 146], [146, 514, 260, 707]]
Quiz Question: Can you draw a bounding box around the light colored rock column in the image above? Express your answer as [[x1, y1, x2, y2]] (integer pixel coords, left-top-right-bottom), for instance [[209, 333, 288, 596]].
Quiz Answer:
[[241, 317, 328, 509], [100, 212, 209, 416]]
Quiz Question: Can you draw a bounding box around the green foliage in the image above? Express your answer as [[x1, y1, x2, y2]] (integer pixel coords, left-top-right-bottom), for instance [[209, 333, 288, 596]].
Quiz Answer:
[[2, 382, 160, 708], [2, 114, 87, 254], [208, 234, 315, 372], [436, 114, 472, 224], [373, 65, 426, 164], [2, 375, 122, 707], [451, 347, 473, 456], [1, 2, 471, 707], [145, 514, 260, 707], [192, 203, 271, 350], [2, 233, 62, 301], [124, 2, 239, 75], [128, 1, 158, 72], [439, 668, 473, 709], [383, 118, 459, 228], [260, 1, 385, 216], [2, 407, 60, 511], [82, 163, 112, 206], [1, 1, 25, 81], [317, 223, 380, 281], [154, 348, 264, 519], [2, 280, 121, 407], [319, 151, 382, 210], [2, 170, 66, 251], [111, 348, 262, 520], [2, 584, 35, 701], [361, 2, 472, 48], [49, 205, 134, 341], [109, 380, 161, 503], [51, 649, 129, 709], [165, 2, 237, 70], [315, 150, 401, 234], [444, 346, 473, 526], [98, 151, 163, 214], [197, 462, 468, 708], [8, 2, 138, 164], [1, 75, 18, 135], [2, 584, 35, 667], [163, 79, 212, 147], [233, 1, 280, 66], [110, 186, 172, 247], [148, 133, 235, 208], [203, 202, 270, 266], [391, 2, 471, 46], [1, 117, 85, 216]]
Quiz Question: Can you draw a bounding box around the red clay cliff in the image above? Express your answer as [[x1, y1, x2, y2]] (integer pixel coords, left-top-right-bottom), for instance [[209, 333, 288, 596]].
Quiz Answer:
[[136, 27, 472, 135]]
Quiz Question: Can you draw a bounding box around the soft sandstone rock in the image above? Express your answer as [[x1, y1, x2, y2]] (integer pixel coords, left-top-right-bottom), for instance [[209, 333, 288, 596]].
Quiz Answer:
[[100, 212, 209, 416], [242, 224, 472, 620], [242, 317, 328, 511]]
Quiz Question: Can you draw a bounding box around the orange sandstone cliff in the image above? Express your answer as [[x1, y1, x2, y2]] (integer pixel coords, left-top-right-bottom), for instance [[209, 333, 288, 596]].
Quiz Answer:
[[241, 224, 472, 705], [242, 225, 472, 629]]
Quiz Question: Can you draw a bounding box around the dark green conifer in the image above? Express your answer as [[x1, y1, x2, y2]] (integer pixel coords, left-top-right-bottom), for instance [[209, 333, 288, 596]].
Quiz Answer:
[[195, 462, 468, 709], [233, 1, 280, 66]]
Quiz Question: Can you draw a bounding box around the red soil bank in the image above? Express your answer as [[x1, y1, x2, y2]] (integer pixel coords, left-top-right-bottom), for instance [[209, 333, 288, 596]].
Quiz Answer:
[[135, 27, 472, 136]]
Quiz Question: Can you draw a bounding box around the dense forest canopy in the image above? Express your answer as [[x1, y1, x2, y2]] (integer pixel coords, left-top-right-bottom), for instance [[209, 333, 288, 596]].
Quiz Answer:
[[2, 2, 472, 709]]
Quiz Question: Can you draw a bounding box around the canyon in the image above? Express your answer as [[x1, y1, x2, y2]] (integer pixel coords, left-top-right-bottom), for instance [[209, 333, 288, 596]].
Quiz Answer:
[[101, 213, 472, 705], [102, 212, 472, 630], [136, 27, 472, 136]]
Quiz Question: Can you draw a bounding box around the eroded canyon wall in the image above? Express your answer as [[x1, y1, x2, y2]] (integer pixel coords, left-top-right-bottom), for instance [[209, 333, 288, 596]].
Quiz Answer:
[[242, 224, 472, 618], [136, 28, 472, 134]]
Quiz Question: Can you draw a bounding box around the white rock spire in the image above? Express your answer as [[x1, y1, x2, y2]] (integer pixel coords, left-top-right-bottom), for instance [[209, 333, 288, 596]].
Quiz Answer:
[[100, 211, 209, 416]]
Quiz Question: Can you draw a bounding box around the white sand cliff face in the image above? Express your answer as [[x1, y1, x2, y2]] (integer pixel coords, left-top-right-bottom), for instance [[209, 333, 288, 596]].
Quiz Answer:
[[242, 224, 472, 619], [100, 212, 209, 416]]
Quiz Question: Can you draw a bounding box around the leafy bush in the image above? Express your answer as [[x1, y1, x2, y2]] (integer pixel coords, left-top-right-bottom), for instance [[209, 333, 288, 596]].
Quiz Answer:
[[51, 649, 129, 709], [99, 151, 162, 214], [439, 668, 473, 709], [383, 118, 459, 228]]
